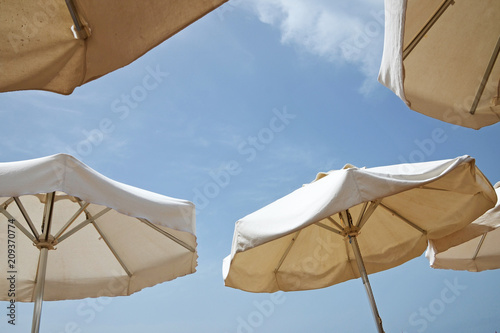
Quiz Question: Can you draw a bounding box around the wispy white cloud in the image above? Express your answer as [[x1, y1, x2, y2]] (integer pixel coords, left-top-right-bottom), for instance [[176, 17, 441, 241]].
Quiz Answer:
[[240, 0, 385, 95]]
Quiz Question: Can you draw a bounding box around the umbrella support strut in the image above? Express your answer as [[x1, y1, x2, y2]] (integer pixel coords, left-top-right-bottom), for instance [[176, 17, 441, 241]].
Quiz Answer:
[[31, 247, 49, 333], [65, 0, 89, 39], [350, 236, 385, 333]]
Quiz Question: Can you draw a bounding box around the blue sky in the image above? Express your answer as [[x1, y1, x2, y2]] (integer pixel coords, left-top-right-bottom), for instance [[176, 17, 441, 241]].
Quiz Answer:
[[1, 1, 500, 332]]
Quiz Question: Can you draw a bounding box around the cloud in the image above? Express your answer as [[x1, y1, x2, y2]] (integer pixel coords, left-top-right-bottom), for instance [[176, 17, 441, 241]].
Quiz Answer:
[[243, 0, 385, 95]]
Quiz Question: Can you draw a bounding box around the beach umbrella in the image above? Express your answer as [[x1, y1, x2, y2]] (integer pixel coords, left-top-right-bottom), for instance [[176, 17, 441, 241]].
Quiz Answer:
[[378, 0, 500, 129], [0, 154, 197, 333], [0, 0, 228, 95], [223, 156, 496, 333], [426, 181, 500, 272]]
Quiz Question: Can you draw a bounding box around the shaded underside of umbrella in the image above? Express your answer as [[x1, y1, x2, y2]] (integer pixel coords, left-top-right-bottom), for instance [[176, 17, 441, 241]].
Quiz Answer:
[[378, 0, 500, 129], [223, 155, 497, 332], [0, 0, 229, 95], [426, 182, 500, 272], [0, 154, 197, 332], [0, 192, 197, 301]]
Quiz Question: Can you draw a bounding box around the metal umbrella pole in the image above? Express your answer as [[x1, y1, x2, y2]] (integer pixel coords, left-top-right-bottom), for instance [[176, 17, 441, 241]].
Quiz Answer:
[[31, 192, 55, 333], [350, 236, 385, 333], [31, 247, 49, 333]]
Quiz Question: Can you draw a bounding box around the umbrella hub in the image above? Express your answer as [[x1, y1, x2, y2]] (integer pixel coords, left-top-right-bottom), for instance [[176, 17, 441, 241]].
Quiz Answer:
[[34, 236, 57, 250], [341, 226, 360, 238]]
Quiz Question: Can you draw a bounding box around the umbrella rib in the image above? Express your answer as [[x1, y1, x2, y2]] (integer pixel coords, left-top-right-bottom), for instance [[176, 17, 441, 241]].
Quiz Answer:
[[403, 0, 455, 60], [274, 230, 301, 274], [379, 203, 427, 235], [138, 218, 196, 253], [0, 206, 37, 242], [41, 192, 55, 241], [327, 216, 344, 231], [356, 200, 381, 230], [472, 232, 488, 260], [339, 210, 352, 227], [65, 0, 89, 39], [53, 200, 90, 241], [91, 220, 133, 277], [56, 207, 112, 244], [315, 222, 343, 235], [355, 202, 369, 226], [1, 197, 15, 208], [14, 197, 40, 241], [470, 36, 500, 115]]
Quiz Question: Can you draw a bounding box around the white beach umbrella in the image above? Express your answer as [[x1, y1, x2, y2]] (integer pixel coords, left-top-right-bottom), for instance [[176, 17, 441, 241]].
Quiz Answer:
[[0, 0, 228, 95], [223, 156, 497, 333], [0, 154, 197, 333], [378, 0, 500, 129], [426, 181, 500, 272]]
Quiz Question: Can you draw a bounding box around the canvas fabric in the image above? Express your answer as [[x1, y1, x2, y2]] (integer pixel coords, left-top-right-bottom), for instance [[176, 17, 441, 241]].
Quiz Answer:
[[0, 0, 228, 94], [378, 0, 500, 129], [223, 156, 497, 292], [0, 154, 197, 301]]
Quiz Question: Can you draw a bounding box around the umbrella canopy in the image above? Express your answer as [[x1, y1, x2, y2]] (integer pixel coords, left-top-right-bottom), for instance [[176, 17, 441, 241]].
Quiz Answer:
[[426, 181, 500, 272], [0, 154, 197, 332], [378, 0, 500, 129], [223, 155, 496, 332], [0, 0, 228, 95]]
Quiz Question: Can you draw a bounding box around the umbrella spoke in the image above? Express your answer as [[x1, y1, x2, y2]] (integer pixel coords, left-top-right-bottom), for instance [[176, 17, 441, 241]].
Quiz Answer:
[[1, 197, 15, 208], [138, 218, 196, 253], [326, 216, 344, 231], [14, 197, 40, 241], [57, 207, 112, 244], [379, 203, 427, 235], [356, 200, 381, 230], [355, 202, 369, 226], [0, 205, 37, 242], [472, 232, 488, 260], [53, 200, 90, 241], [41, 192, 55, 240], [274, 230, 301, 274], [92, 221, 132, 278], [315, 222, 343, 236], [403, 0, 455, 60], [339, 210, 352, 227], [65, 0, 89, 39], [470, 36, 500, 115]]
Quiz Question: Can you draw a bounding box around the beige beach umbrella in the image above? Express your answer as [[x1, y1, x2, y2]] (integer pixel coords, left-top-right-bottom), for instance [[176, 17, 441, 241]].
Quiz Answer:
[[0, 154, 197, 333], [426, 181, 500, 272], [223, 156, 497, 333], [378, 0, 500, 129], [0, 0, 228, 95]]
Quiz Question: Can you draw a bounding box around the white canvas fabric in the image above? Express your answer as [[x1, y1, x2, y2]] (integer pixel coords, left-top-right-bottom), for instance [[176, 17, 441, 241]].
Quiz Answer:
[[426, 182, 500, 272], [0, 154, 197, 301], [378, 0, 500, 129], [223, 156, 497, 293], [0, 0, 228, 95]]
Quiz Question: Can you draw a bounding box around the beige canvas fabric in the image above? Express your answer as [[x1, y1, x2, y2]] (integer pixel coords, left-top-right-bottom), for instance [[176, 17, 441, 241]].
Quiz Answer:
[[223, 156, 497, 293], [0, 154, 197, 301], [0, 0, 228, 95], [426, 182, 500, 272], [378, 0, 500, 129]]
